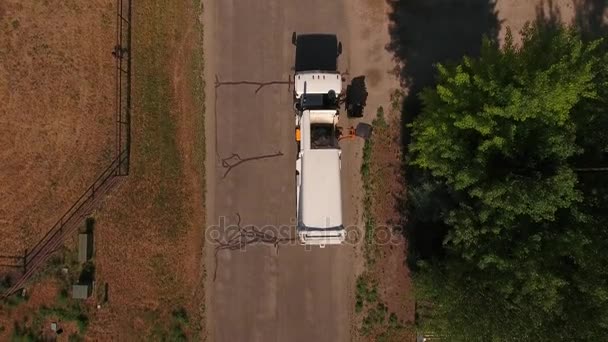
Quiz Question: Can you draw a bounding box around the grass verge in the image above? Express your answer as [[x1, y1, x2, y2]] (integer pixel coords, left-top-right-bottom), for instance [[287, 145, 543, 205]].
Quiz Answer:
[[361, 106, 388, 265], [355, 274, 409, 340], [355, 91, 414, 341]]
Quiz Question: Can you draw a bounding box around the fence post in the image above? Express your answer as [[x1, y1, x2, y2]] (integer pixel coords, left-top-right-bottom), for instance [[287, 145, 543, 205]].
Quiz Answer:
[[23, 249, 27, 274]]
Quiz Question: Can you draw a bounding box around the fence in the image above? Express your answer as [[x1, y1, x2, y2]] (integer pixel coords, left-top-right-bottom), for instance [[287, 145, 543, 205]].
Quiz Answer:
[[1, 0, 131, 299], [116, 0, 131, 175]]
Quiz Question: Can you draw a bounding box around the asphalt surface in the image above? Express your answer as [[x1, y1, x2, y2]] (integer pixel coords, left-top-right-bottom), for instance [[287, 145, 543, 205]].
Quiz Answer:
[[204, 0, 354, 341]]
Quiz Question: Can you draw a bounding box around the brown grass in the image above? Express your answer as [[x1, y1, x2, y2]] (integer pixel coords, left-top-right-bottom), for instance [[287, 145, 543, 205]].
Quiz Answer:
[[83, 0, 206, 340], [1, 0, 205, 339], [0, 0, 115, 257]]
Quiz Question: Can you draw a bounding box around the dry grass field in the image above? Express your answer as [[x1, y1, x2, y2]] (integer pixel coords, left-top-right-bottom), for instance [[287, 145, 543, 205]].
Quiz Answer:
[[83, 0, 207, 340], [0, 0, 115, 257], [1, 0, 206, 339]]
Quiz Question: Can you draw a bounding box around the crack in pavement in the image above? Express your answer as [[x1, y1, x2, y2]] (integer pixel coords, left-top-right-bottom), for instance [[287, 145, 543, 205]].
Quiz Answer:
[[219, 151, 284, 179], [211, 213, 298, 281], [215, 74, 293, 94]]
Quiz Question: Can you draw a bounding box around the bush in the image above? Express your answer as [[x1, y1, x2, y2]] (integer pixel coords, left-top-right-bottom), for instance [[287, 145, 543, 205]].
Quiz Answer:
[[68, 334, 84, 342], [169, 323, 187, 342], [172, 307, 189, 325], [38, 305, 89, 333], [10, 322, 37, 342]]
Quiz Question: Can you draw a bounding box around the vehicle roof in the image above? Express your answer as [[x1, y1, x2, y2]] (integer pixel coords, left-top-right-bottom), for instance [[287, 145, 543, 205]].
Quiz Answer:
[[295, 72, 342, 98], [295, 34, 338, 72], [300, 149, 342, 228]]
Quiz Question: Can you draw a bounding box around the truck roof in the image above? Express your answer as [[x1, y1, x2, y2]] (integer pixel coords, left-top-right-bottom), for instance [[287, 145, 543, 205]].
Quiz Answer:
[[294, 34, 338, 72], [300, 149, 342, 229], [294, 72, 342, 99]]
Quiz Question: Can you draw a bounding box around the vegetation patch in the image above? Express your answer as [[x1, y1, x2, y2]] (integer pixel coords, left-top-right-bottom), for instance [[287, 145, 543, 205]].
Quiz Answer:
[[90, 0, 206, 339], [2, 241, 95, 340], [355, 275, 408, 340], [361, 106, 388, 264], [146, 306, 191, 341], [356, 98, 414, 340], [408, 21, 608, 339], [8, 294, 89, 341]]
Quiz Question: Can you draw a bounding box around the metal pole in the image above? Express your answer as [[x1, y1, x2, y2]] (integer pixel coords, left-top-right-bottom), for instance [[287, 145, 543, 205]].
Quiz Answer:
[[23, 249, 27, 273]]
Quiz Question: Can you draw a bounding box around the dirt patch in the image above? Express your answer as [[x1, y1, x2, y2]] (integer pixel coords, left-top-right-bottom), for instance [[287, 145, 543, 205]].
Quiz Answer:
[[83, 0, 206, 340], [496, 0, 575, 44], [353, 102, 415, 342], [371, 107, 414, 324], [0, 1, 115, 257]]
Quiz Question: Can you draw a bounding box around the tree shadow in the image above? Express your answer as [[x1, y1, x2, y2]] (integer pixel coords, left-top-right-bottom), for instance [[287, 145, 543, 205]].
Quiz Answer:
[[534, 0, 564, 31], [573, 0, 608, 40], [387, 0, 500, 124], [385, 0, 500, 268]]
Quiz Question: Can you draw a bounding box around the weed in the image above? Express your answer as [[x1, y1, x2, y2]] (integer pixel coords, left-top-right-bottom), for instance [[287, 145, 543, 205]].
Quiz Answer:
[[172, 307, 189, 324], [356, 275, 378, 305], [374, 106, 387, 129], [355, 298, 364, 313], [145, 306, 191, 341], [389, 312, 400, 328], [1, 275, 13, 291], [38, 304, 89, 333], [169, 323, 188, 342], [390, 89, 404, 112], [4, 292, 29, 308], [360, 303, 388, 336], [170, 306, 190, 341], [68, 333, 84, 342], [10, 321, 37, 342], [57, 288, 69, 305], [11, 20, 19, 29]]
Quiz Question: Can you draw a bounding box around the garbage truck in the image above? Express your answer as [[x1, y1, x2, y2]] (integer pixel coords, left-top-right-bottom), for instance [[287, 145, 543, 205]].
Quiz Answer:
[[293, 33, 345, 246]]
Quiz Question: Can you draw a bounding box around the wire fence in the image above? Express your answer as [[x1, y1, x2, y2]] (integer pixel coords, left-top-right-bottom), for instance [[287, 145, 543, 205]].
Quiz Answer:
[[1, 0, 132, 299], [115, 0, 131, 175]]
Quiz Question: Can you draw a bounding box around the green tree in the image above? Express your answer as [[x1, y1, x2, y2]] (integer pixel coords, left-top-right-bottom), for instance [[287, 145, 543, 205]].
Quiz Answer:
[[410, 22, 608, 340]]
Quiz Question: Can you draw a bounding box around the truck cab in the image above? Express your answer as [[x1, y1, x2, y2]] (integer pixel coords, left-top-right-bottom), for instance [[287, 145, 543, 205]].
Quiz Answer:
[[293, 33, 345, 246]]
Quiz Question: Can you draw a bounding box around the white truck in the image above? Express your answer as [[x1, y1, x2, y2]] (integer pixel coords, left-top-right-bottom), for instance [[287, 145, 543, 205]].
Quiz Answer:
[[293, 33, 345, 246]]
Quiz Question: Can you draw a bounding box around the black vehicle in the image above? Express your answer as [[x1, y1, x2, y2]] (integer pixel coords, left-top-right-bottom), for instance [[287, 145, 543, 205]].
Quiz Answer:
[[292, 33, 342, 72]]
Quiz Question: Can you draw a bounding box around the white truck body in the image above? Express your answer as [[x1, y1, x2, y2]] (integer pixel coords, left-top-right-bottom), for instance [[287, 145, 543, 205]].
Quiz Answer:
[[293, 33, 345, 246], [294, 72, 342, 100], [296, 107, 345, 246]]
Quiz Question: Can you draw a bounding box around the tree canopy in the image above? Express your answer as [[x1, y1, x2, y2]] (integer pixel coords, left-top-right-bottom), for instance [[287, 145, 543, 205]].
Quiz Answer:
[[409, 22, 608, 340]]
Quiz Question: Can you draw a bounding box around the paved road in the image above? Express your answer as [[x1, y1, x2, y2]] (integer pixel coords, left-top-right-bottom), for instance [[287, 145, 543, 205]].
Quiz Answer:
[[204, 0, 354, 341]]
